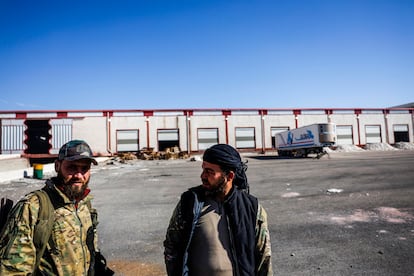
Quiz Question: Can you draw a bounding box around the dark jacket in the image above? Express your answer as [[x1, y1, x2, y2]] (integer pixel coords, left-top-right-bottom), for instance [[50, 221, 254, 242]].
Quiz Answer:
[[164, 186, 272, 276]]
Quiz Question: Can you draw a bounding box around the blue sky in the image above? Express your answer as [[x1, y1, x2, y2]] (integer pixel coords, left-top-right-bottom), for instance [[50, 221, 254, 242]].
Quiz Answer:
[[0, 0, 413, 111]]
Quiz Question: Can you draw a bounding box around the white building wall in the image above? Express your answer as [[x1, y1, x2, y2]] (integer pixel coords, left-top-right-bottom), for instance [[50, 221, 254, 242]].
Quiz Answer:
[[330, 114, 358, 125], [72, 117, 107, 154], [226, 115, 262, 149], [265, 114, 295, 128], [358, 113, 386, 145], [146, 116, 187, 151], [298, 114, 328, 126], [110, 116, 147, 152], [330, 114, 359, 144], [177, 116, 188, 151], [189, 115, 226, 151]]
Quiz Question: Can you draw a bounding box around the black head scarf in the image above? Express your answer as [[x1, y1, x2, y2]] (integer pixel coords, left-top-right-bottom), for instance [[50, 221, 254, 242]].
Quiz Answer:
[[203, 144, 249, 193]]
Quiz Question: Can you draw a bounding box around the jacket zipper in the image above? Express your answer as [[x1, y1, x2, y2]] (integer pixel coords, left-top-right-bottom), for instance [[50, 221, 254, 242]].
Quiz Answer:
[[74, 203, 88, 275]]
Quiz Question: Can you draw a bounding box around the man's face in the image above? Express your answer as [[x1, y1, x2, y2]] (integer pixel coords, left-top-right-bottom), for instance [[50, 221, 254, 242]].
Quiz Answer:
[[55, 159, 92, 200], [200, 161, 229, 195]]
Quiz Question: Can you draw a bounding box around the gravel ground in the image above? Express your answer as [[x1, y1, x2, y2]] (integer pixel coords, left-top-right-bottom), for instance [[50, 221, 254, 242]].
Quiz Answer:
[[1, 150, 414, 275]]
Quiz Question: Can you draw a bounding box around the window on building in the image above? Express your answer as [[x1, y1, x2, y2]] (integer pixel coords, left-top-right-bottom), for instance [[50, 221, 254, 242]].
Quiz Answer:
[[117, 129, 139, 152], [158, 129, 179, 151], [235, 127, 255, 149], [271, 127, 289, 148], [198, 128, 219, 150]]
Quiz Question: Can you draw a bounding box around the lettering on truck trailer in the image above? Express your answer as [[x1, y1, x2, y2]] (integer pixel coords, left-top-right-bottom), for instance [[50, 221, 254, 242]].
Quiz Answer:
[[279, 129, 315, 149]]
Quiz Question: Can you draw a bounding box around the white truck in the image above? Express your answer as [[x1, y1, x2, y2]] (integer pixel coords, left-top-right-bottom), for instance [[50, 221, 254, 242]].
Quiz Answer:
[[276, 123, 337, 158]]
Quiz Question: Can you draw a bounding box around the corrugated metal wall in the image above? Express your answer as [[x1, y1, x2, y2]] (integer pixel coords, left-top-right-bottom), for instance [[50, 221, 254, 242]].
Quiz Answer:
[[1, 119, 25, 154], [50, 119, 73, 154]]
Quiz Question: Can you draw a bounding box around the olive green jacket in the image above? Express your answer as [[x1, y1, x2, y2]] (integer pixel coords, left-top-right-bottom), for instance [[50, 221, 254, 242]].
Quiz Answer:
[[0, 180, 97, 276]]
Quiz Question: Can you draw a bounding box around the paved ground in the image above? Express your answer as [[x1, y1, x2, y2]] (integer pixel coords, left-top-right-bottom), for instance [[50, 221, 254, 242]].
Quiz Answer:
[[1, 150, 414, 276]]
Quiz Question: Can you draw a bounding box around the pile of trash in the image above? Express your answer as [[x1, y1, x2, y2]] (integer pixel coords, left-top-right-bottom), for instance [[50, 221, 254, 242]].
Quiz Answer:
[[117, 152, 138, 162], [115, 147, 190, 161], [136, 146, 189, 160]]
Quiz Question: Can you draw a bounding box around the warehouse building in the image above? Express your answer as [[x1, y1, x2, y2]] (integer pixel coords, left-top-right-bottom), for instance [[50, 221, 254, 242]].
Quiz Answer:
[[0, 107, 413, 158]]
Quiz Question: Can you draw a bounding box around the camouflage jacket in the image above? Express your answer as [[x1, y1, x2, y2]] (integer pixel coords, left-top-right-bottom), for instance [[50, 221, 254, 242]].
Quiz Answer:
[[0, 179, 97, 276], [164, 186, 273, 276]]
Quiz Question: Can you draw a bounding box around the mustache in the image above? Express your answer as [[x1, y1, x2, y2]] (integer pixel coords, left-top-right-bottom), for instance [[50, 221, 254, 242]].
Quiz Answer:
[[56, 173, 84, 185], [67, 178, 83, 184]]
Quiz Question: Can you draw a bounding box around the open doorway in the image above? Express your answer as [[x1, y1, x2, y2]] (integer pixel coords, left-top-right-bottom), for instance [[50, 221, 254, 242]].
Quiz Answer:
[[158, 129, 179, 151], [24, 120, 51, 154]]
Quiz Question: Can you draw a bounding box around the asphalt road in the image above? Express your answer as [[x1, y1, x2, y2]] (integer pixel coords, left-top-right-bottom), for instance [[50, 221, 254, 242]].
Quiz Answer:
[[1, 150, 414, 275]]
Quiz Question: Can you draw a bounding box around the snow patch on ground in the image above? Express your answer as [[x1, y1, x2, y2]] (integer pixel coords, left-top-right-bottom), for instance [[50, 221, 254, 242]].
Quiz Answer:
[[333, 142, 414, 152], [329, 207, 414, 225], [327, 188, 343, 194], [364, 143, 399, 151], [281, 192, 301, 198], [334, 144, 365, 152], [394, 142, 414, 150]]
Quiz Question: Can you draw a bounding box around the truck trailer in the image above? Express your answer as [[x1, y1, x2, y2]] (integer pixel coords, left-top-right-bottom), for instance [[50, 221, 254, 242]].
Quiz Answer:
[[276, 123, 337, 158]]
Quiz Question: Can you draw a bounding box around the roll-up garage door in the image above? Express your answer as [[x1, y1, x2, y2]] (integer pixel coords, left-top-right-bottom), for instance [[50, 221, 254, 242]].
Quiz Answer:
[[235, 127, 255, 149], [365, 125, 381, 143], [117, 130, 139, 152], [198, 128, 218, 150], [336, 125, 353, 145]]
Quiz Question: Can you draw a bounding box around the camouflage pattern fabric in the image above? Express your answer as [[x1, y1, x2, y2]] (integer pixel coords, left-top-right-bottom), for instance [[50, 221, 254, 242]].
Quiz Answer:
[[256, 204, 273, 276], [0, 183, 96, 276]]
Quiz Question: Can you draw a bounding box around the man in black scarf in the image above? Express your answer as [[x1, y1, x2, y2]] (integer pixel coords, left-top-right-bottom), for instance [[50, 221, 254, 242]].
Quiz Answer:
[[164, 144, 273, 276], [203, 143, 250, 192]]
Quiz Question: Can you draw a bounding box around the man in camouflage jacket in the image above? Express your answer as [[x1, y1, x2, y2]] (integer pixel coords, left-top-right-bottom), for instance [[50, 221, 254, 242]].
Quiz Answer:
[[0, 140, 106, 276]]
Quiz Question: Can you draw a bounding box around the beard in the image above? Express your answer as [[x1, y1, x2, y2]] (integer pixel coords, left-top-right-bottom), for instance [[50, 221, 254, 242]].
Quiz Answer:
[[56, 172, 89, 201], [202, 175, 227, 197]]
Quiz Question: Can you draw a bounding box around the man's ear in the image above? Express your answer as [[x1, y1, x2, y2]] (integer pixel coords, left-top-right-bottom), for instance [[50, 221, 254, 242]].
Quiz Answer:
[[54, 160, 61, 172], [227, 171, 235, 182]]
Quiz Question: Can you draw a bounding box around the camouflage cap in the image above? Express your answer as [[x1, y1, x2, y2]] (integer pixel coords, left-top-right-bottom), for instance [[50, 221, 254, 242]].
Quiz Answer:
[[58, 140, 98, 165]]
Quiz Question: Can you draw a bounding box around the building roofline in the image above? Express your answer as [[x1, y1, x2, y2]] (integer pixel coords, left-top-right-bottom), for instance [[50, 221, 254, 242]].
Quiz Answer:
[[0, 107, 413, 115]]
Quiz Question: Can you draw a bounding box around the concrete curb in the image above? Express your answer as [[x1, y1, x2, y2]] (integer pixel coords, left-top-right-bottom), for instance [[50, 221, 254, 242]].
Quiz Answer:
[[0, 164, 55, 184], [0, 157, 110, 184], [0, 154, 21, 160]]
